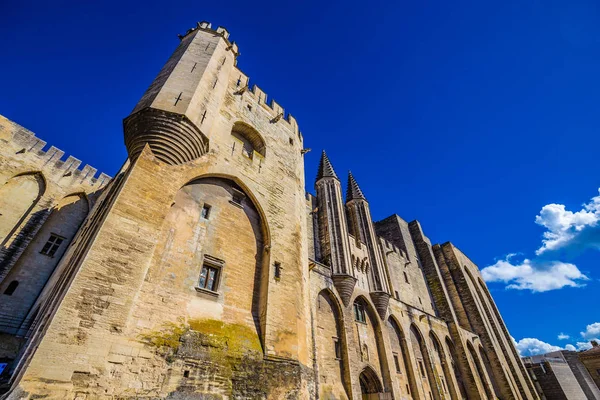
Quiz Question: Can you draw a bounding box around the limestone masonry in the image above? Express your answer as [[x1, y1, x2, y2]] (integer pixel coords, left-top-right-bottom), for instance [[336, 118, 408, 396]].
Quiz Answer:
[[0, 22, 540, 400]]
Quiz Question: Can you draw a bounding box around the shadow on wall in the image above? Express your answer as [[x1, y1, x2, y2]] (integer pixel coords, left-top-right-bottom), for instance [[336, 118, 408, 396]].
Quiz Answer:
[[0, 192, 92, 338]]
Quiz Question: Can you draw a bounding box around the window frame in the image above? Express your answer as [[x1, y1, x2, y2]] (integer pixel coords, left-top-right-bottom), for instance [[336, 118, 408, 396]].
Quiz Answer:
[[40, 233, 66, 257], [353, 301, 367, 324], [195, 255, 225, 297]]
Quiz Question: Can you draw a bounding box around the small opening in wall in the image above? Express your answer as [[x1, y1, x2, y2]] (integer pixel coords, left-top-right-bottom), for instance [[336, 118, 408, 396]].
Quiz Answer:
[[334, 338, 341, 359], [393, 354, 401, 373], [406, 384, 410, 394], [183, 370, 190, 378], [403, 271, 410, 284], [395, 290, 399, 300], [419, 360, 426, 377], [201, 204, 211, 219], [289, 138, 294, 146], [274, 262, 282, 280], [231, 188, 246, 207], [4, 280, 19, 296], [418, 297, 423, 305]]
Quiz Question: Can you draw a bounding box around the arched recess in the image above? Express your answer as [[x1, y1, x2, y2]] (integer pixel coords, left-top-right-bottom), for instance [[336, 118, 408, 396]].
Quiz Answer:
[[148, 176, 269, 351], [445, 337, 469, 399], [387, 316, 419, 399], [360, 365, 384, 397], [466, 341, 493, 399], [231, 121, 266, 159], [353, 295, 392, 394], [464, 268, 513, 398], [478, 346, 502, 399], [315, 289, 350, 399], [0, 192, 89, 335], [477, 276, 536, 397], [409, 324, 442, 400], [430, 332, 459, 400], [0, 172, 46, 246]]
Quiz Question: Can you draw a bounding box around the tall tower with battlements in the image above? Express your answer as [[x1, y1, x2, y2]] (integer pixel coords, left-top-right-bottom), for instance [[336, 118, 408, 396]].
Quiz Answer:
[[2, 22, 313, 399]]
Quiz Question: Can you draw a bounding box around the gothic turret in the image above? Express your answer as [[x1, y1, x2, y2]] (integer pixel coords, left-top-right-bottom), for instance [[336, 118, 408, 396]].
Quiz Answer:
[[315, 151, 356, 305], [345, 172, 391, 318]]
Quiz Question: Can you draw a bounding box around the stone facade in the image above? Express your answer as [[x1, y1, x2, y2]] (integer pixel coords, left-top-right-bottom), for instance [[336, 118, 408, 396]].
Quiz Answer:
[[523, 351, 600, 400], [579, 343, 600, 395], [0, 21, 538, 400]]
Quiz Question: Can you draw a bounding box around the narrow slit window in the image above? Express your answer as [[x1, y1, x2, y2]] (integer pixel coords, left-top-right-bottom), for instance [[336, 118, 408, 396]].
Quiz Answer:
[[393, 353, 401, 373], [395, 290, 400, 300], [419, 360, 426, 377], [41, 233, 65, 257], [334, 338, 341, 359], [4, 280, 19, 296], [274, 262, 282, 280], [201, 204, 211, 219], [403, 271, 410, 284]]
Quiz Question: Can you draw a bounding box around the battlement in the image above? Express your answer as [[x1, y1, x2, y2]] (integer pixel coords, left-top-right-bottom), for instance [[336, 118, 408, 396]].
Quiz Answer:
[[0, 115, 111, 187], [234, 68, 302, 140], [178, 21, 239, 56], [178, 21, 303, 140]]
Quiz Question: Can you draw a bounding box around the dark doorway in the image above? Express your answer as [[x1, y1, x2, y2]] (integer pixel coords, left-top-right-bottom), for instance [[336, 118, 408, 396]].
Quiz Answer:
[[359, 367, 384, 399]]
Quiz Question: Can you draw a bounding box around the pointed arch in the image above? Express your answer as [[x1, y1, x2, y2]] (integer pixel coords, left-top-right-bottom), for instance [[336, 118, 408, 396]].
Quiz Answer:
[[316, 288, 350, 398], [445, 337, 468, 399], [353, 295, 392, 393], [0, 171, 46, 246], [387, 315, 419, 399], [429, 331, 459, 399], [359, 365, 384, 395], [409, 324, 442, 400], [180, 173, 271, 246], [153, 176, 269, 351], [0, 191, 90, 335], [466, 341, 493, 399]]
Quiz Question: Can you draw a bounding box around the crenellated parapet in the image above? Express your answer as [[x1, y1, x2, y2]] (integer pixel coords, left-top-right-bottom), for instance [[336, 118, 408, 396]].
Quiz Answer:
[[232, 68, 302, 139], [0, 115, 111, 187]]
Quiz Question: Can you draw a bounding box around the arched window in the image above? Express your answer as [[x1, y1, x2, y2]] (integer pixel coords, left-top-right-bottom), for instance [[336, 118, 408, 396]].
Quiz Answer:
[[231, 122, 266, 159], [4, 280, 19, 296]]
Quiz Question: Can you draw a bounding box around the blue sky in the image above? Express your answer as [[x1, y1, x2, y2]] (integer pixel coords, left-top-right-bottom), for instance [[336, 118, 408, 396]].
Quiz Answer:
[[2, 0, 599, 355]]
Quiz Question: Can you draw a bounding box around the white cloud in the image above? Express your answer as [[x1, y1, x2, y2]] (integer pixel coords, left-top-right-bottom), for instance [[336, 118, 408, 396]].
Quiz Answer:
[[515, 338, 562, 356], [565, 344, 577, 351], [558, 333, 570, 340], [481, 256, 588, 292], [581, 322, 600, 339], [573, 340, 600, 351], [535, 189, 600, 255]]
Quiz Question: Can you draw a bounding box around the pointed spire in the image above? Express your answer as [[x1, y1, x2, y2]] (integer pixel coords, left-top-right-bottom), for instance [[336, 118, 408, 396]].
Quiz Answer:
[[316, 150, 338, 182], [346, 171, 366, 201]]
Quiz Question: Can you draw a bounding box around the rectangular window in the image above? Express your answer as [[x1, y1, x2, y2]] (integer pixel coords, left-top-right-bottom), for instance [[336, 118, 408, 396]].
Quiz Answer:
[[419, 360, 426, 377], [40, 233, 65, 257], [274, 262, 282, 280], [404, 271, 410, 284], [196, 255, 224, 295], [395, 290, 400, 300], [393, 353, 401, 373], [199, 265, 219, 291], [353, 302, 366, 323], [201, 204, 211, 219], [231, 187, 246, 206], [334, 338, 341, 359]]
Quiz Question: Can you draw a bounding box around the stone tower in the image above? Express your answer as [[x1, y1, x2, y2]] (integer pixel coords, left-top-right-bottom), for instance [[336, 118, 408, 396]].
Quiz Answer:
[[345, 172, 391, 318], [4, 22, 313, 399]]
